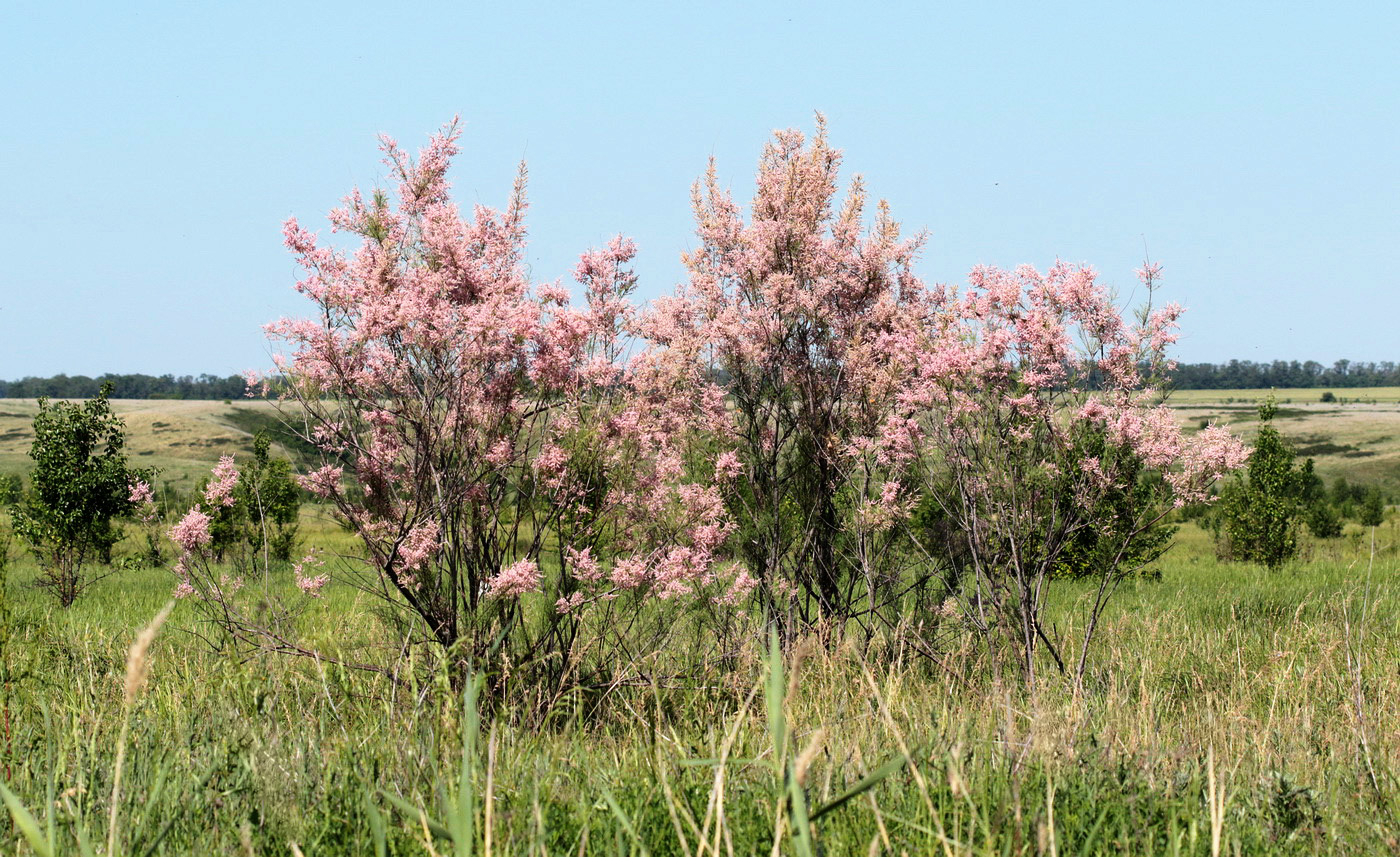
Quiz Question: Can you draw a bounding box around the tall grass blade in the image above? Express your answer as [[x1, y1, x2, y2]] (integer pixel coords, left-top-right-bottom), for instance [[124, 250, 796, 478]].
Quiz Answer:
[[600, 786, 651, 857], [808, 751, 912, 821], [0, 780, 54, 857], [365, 787, 387, 857]]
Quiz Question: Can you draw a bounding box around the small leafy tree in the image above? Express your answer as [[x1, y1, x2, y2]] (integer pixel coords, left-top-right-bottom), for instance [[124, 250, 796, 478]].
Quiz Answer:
[[1297, 458, 1343, 538], [11, 385, 151, 606], [240, 433, 301, 562], [1331, 476, 1364, 519], [1359, 487, 1386, 528], [1216, 400, 1305, 568], [1305, 500, 1344, 539]]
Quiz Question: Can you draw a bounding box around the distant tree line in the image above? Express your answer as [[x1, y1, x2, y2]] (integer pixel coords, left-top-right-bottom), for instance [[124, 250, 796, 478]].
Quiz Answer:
[[0, 373, 256, 399], [1169, 359, 1400, 390], [5, 359, 1399, 399]]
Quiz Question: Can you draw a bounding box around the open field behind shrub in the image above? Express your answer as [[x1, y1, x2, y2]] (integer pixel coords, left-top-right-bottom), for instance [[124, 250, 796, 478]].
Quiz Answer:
[[1168, 387, 1400, 405], [1168, 394, 1400, 493]]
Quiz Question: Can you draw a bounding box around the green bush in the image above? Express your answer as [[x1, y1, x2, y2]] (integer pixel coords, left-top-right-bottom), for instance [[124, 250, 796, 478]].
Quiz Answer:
[[1215, 400, 1306, 569], [1359, 488, 1386, 527], [10, 384, 151, 605]]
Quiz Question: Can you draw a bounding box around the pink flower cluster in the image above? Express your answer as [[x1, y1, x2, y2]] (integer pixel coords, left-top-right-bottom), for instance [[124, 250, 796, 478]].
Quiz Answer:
[[261, 118, 744, 626], [166, 457, 337, 604], [168, 507, 212, 552], [293, 550, 330, 597], [128, 480, 154, 505], [128, 479, 159, 525], [397, 520, 440, 583], [204, 455, 239, 507], [485, 559, 541, 599]]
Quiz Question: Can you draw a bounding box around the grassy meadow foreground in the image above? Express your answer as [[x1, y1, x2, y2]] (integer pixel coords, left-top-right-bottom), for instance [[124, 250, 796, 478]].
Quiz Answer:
[[2, 396, 1400, 855]]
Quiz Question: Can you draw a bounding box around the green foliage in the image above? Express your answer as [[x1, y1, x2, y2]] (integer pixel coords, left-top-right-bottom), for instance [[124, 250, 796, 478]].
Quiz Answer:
[[0, 520, 11, 758], [1215, 400, 1306, 569], [200, 432, 301, 564], [0, 474, 22, 506], [219, 404, 322, 466], [1331, 476, 1363, 518], [4, 532, 1400, 854], [1359, 487, 1386, 528], [9, 385, 150, 605], [911, 425, 1177, 585], [1319, 390, 1337, 403], [1053, 428, 1175, 581], [1323, 477, 1387, 527], [1305, 501, 1344, 539], [1295, 459, 1342, 539]]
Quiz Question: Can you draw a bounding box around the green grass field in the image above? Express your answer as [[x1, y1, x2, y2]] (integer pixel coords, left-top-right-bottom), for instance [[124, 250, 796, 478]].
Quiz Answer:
[[2, 396, 1400, 854]]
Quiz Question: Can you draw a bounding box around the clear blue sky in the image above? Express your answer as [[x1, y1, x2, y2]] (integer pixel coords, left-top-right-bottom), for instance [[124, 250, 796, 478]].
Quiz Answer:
[[3, 0, 1397, 377]]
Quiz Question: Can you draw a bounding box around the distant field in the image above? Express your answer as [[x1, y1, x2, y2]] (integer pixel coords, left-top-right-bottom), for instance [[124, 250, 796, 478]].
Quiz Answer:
[[0, 398, 293, 487], [1168, 386, 1400, 404], [1166, 391, 1400, 492]]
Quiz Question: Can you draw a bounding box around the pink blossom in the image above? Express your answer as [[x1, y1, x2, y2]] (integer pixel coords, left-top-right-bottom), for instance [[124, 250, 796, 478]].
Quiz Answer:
[[297, 465, 343, 499], [204, 455, 240, 507], [555, 591, 586, 614], [241, 369, 265, 397], [610, 557, 649, 589], [485, 558, 541, 598], [128, 480, 154, 505], [714, 450, 743, 481], [168, 507, 212, 552], [566, 545, 603, 581], [484, 438, 514, 466], [534, 444, 568, 475], [720, 567, 759, 606], [399, 520, 440, 571], [293, 551, 330, 597]]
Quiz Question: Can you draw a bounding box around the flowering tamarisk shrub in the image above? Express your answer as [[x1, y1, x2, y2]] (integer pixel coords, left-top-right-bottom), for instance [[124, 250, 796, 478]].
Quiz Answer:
[[645, 117, 938, 633], [256, 120, 745, 682], [645, 119, 1246, 676], [898, 261, 1248, 684]]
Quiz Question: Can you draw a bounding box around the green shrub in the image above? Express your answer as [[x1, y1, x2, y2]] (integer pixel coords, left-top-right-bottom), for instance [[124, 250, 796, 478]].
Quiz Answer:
[[10, 384, 151, 605], [1359, 488, 1386, 527], [1215, 400, 1306, 569]]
